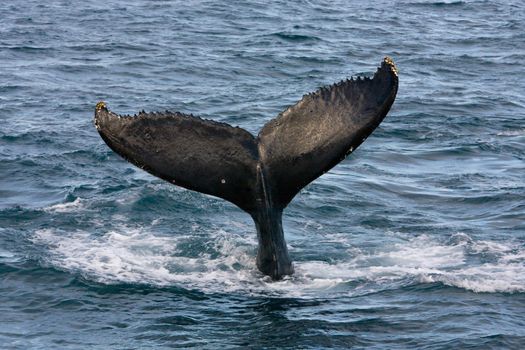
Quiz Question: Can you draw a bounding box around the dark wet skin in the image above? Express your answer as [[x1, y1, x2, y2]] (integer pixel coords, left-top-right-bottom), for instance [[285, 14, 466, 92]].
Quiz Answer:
[[94, 58, 398, 280]]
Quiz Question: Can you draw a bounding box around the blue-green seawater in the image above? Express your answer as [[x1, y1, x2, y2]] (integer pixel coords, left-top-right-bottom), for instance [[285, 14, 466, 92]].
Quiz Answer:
[[1, 0, 524, 349]]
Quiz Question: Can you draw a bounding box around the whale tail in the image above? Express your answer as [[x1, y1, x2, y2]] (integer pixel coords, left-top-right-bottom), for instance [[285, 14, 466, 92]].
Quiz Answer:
[[94, 58, 398, 280]]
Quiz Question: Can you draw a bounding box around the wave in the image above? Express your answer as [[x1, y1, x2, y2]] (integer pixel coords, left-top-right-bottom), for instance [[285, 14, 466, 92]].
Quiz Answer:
[[0, 248, 21, 264], [402, 0, 467, 7], [31, 227, 525, 297], [497, 128, 525, 137], [43, 197, 85, 213], [270, 32, 321, 42]]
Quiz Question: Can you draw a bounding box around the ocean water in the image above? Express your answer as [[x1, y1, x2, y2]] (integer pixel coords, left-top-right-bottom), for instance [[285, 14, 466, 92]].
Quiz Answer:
[[1, 0, 524, 348]]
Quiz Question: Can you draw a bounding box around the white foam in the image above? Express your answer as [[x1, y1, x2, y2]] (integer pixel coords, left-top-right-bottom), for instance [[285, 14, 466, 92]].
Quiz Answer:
[[32, 226, 260, 292], [44, 197, 84, 213], [31, 228, 525, 297], [497, 128, 525, 137]]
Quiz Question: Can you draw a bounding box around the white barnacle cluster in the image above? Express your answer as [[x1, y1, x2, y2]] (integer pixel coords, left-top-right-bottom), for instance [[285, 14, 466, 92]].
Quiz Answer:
[[383, 56, 398, 77]]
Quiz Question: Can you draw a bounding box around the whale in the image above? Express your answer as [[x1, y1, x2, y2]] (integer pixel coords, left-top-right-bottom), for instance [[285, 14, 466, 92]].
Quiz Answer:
[[94, 57, 398, 280]]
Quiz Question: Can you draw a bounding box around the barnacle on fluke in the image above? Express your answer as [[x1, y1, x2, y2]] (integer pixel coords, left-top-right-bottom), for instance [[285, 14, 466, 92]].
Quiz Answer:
[[94, 58, 398, 280]]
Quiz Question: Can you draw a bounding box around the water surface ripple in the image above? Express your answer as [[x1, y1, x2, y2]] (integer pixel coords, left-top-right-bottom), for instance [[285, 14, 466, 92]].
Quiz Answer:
[[1, 0, 524, 349]]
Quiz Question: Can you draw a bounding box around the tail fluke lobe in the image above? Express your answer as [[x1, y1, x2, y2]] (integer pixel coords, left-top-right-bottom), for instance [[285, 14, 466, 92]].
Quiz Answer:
[[94, 104, 260, 213], [258, 57, 398, 209]]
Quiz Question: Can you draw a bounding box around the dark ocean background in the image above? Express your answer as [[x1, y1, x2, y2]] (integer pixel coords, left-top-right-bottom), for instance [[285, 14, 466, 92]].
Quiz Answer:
[[1, 0, 524, 348]]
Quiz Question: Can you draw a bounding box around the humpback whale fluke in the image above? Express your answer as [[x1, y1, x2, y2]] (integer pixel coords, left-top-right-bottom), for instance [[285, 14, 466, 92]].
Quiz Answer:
[[94, 57, 398, 280]]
